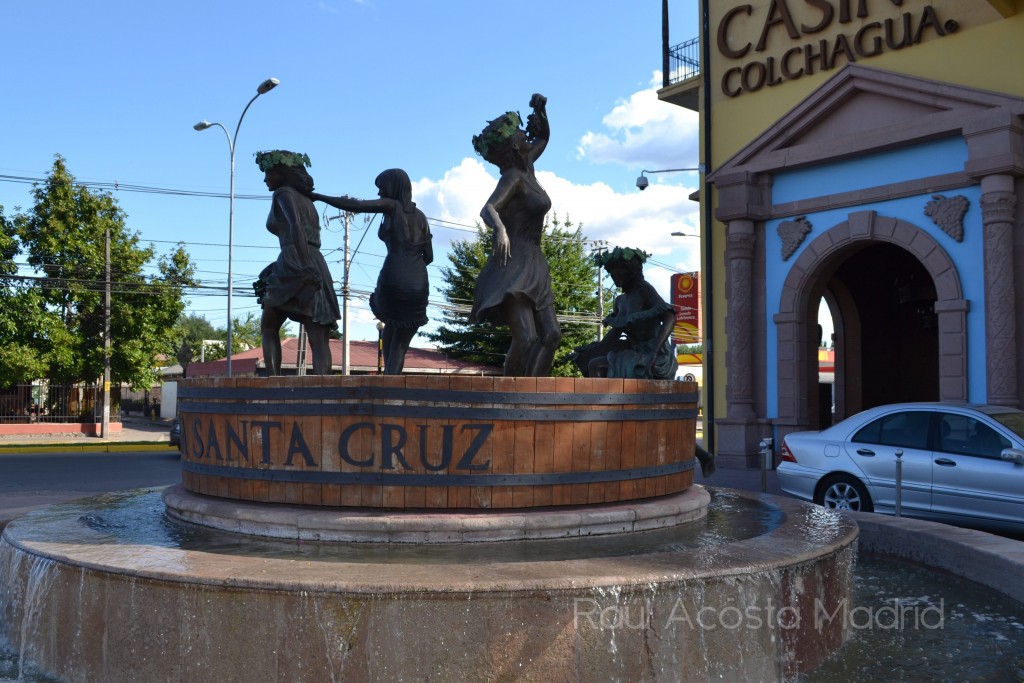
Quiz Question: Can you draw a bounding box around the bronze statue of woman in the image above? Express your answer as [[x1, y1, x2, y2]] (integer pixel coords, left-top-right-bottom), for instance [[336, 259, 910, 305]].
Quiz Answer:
[[253, 150, 340, 375], [575, 247, 678, 380], [310, 169, 433, 374], [469, 93, 561, 376]]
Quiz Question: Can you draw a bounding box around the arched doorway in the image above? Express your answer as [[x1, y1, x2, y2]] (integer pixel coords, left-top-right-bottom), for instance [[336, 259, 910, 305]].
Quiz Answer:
[[775, 211, 968, 434], [829, 243, 940, 417]]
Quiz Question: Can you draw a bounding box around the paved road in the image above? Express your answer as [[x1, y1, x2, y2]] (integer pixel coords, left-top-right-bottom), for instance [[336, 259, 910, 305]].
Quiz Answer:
[[0, 449, 183, 526]]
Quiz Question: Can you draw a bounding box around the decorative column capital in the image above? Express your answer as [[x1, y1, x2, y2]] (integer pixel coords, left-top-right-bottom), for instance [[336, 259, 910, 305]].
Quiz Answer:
[[981, 190, 1017, 226], [726, 219, 756, 260]]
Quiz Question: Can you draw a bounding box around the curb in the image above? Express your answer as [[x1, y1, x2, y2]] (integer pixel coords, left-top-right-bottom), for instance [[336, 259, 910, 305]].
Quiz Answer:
[[0, 442, 177, 454], [843, 510, 1024, 606]]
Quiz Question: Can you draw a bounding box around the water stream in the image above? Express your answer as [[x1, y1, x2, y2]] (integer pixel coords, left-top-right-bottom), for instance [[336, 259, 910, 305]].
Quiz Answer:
[[2, 490, 1023, 681]]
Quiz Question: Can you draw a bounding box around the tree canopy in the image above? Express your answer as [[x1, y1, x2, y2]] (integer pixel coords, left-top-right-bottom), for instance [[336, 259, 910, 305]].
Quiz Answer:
[[1, 156, 196, 389], [426, 214, 608, 376]]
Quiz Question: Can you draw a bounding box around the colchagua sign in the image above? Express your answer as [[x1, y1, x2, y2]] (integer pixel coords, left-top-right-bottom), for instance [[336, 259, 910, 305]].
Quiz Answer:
[[717, 0, 959, 97]]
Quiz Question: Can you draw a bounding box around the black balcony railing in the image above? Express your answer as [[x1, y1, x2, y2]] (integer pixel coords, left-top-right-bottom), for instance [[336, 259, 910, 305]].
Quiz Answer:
[[666, 36, 700, 87]]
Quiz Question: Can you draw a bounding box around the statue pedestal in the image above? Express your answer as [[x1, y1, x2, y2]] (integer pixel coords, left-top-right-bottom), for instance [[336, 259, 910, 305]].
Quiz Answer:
[[178, 375, 699, 510]]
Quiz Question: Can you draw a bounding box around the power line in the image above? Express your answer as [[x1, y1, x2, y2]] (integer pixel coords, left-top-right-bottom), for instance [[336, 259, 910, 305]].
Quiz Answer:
[[2, 172, 693, 319], [0, 173, 268, 201]]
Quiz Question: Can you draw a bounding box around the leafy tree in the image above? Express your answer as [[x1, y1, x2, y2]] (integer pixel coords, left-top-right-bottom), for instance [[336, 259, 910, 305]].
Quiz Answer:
[[427, 214, 606, 376], [0, 210, 48, 384], [231, 312, 264, 353], [172, 313, 222, 377], [7, 156, 196, 389], [173, 311, 293, 376]]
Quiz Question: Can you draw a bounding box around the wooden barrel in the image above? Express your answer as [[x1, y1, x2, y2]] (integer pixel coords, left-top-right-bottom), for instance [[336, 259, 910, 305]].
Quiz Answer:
[[177, 376, 698, 509]]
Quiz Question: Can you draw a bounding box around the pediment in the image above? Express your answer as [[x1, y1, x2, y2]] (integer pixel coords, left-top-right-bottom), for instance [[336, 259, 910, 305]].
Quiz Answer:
[[711, 65, 1024, 178]]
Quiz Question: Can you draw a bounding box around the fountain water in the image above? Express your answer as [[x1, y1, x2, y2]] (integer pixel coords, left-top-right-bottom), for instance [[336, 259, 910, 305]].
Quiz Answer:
[[1, 377, 856, 682]]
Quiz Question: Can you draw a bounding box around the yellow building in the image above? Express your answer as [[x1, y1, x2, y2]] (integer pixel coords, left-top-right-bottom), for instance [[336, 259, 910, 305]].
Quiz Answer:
[[660, 0, 1024, 466]]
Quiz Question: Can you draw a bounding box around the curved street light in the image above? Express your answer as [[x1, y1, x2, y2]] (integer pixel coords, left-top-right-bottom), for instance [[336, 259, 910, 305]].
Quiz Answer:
[[193, 77, 279, 377], [636, 166, 702, 190]]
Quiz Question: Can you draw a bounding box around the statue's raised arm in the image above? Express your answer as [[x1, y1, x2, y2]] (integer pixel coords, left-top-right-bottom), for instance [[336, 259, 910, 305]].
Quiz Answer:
[[469, 94, 561, 377], [525, 93, 549, 165]]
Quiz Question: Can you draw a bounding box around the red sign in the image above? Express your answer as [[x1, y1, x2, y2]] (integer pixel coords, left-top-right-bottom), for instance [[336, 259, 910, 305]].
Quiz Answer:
[[671, 272, 701, 345]]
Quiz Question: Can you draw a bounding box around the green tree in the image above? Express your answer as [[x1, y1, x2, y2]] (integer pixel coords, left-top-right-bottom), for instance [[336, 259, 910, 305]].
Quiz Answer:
[[8, 156, 196, 389], [0, 210, 49, 384], [173, 311, 293, 376], [231, 311, 264, 353], [172, 313, 222, 377], [427, 214, 606, 376]]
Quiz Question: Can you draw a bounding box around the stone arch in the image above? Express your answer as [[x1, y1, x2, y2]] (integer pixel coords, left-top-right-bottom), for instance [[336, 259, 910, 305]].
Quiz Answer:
[[774, 210, 968, 431]]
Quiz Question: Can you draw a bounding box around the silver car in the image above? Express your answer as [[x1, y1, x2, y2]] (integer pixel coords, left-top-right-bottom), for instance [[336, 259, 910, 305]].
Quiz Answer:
[[776, 402, 1024, 533]]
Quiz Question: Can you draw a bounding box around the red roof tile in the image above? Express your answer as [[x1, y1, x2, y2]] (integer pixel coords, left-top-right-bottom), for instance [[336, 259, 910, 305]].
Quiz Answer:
[[182, 337, 498, 378]]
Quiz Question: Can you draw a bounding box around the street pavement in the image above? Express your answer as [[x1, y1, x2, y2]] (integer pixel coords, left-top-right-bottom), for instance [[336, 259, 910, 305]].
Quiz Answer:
[[0, 418, 782, 528]]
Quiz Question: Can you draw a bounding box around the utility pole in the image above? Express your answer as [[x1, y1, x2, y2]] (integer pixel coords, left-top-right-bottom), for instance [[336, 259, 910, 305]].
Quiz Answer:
[[591, 240, 610, 341], [343, 212, 351, 375], [327, 210, 367, 375], [101, 225, 111, 437]]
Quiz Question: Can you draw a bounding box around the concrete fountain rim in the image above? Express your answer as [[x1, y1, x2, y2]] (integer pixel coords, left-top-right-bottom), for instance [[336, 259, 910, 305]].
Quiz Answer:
[[0, 486, 858, 595], [160, 483, 712, 543]]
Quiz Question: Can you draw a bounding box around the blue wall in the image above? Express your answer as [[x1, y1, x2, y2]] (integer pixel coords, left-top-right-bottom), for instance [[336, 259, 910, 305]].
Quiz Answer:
[[764, 138, 985, 416]]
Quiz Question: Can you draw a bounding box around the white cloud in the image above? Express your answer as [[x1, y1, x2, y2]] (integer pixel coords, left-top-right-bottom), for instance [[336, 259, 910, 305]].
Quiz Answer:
[[411, 79, 703, 302], [576, 73, 700, 169], [413, 158, 493, 229]]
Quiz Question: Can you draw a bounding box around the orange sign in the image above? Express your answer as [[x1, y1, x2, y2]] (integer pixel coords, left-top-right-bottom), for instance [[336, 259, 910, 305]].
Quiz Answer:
[[671, 272, 701, 345]]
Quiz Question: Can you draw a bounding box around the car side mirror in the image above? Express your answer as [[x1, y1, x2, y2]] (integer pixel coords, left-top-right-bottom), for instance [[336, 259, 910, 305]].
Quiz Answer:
[[999, 448, 1024, 465]]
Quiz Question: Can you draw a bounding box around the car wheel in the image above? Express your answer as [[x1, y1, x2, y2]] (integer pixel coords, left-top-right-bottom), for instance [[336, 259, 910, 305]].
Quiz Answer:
[[815, 475, 873, 512]]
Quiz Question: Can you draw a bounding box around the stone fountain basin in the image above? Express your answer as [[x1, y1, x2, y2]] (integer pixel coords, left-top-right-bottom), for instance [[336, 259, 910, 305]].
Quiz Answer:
[[1, 487, 857, 683]]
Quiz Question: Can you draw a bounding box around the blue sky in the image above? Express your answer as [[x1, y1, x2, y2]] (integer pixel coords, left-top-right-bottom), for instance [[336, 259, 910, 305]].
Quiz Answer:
[[0, 0, 702, 346]]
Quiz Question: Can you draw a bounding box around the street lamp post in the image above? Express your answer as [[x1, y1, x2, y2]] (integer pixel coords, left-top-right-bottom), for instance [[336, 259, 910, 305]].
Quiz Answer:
[[638, 164, 708, 453], [376, 321, 385, 374], [194, 77, 279, 377]]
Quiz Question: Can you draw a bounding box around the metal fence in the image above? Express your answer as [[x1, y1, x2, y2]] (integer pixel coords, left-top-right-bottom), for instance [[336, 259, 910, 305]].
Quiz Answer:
[[668, 36, 700, 86], [0, 382, 122, 424]]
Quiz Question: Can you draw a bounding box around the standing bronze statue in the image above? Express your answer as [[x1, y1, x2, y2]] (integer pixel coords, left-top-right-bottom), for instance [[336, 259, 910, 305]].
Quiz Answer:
[[573, 247, 678, 380], [310, 169, 433, 375], [253, 150, 340, 375], [469, 93, 561, 377]]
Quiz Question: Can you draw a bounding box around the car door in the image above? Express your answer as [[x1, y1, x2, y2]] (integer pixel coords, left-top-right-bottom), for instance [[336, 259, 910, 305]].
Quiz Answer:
[[842, 409, 932, 513], [930, 411, 1024, 527]]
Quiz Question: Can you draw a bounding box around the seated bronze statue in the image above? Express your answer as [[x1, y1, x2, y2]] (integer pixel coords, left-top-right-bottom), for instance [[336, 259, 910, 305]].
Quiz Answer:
[[573, 247, 678, 380], [574, 247, 715, 476]]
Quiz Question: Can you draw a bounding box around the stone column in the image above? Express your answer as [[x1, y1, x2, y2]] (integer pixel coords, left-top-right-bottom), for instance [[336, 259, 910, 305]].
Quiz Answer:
[[725, 219, 756, 419], [981, 174, 1019, 406]]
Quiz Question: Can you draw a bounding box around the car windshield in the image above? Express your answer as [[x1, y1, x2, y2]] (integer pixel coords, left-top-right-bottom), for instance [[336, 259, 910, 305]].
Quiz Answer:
[[984, 408, 1024, 440]]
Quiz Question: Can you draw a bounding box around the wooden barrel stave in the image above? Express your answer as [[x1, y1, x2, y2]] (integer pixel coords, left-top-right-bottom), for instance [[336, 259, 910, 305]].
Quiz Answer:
[[178, 375, 697, 510]]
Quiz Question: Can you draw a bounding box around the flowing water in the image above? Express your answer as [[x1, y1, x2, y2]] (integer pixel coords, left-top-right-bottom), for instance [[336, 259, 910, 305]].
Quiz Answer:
[[2, 490, 1023, 682], [800, 554, 1024, 682], [68, 488, 783, 563]]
